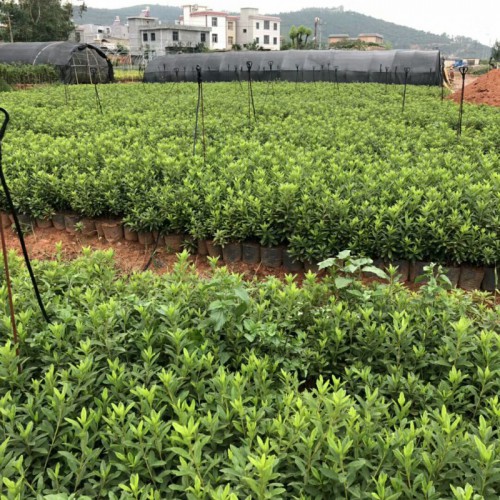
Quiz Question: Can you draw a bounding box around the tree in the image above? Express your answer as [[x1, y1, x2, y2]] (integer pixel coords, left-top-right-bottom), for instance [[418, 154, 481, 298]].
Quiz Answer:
[[491, 40, 500, 62], [294, 25, 313, 49], [289, 25, 297, 48], [0, 0, 76, 42]]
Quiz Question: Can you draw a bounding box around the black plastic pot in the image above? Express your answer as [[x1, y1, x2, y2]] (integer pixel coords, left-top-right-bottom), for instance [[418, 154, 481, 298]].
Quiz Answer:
[[138, 231, 155, 246], [52, 213, 66, 231], [391, 260, 410, 282], [124, 226, 138, 242], [206, 240, 222, 259], [482, 267, 498, 292], [102, 221, 123, 243], [64, 214, 80, 234], [36, 218, 53, 229], [80, 218, 96, 236], [459, 266, 485, 291], [242, 242, 260, 265], [303, 260, 319, 273], [261, 246, 283, 268], [222, 242, 242, 263], [410, 261, 430, 283], [364, 258, 386, 278], [197, 239, 208, 256], [444, 266, 461, 288], [164, 234, 184, 254], [283, 249, 304, 272]]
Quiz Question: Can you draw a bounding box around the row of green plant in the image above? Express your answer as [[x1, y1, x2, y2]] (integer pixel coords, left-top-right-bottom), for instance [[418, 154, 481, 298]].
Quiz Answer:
[[0, 64, 59, 85], [0, 249, 499, 498], [0, 82, 498, 265]]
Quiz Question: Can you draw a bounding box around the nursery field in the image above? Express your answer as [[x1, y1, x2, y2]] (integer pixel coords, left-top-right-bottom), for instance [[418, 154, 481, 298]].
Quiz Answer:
[[0, 250, 499, 498], [0, 82, 499, 497], [0, 82, 499, 267]]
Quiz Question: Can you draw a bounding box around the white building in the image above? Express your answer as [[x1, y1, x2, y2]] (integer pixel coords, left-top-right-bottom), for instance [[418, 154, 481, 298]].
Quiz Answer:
[[128, 7, 211, 58], [181, 5, 228, 51], [237, 7, 281, 50], [74, 17, 129, 52], [181, 5, 281, 51]]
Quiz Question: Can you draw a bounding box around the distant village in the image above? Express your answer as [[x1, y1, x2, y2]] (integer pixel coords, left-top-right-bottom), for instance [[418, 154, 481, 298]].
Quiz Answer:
[[72, 5, 283, 60]]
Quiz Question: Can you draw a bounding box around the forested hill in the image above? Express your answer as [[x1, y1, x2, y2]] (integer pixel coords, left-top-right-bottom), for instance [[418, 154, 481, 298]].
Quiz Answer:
[[73, 4, 490, 59], [278, 8, 490, 58]]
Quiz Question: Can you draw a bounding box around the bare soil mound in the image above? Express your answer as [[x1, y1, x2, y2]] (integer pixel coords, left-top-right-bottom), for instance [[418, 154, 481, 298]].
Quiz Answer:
[[450, 69, 500, 107]]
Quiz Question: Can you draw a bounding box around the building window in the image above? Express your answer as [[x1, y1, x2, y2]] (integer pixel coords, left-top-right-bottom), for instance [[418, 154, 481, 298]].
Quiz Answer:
[[256, 22, 260, 29], [201, 33, 206, 43], [264, 20, 270, 30], [151, 32, 156, 41], [228, 21, 234, 30], [212, 17, 218, 27], [264, 35, 269, 44], [75, 32, 81, 42], [273, 37, 278, 45], [212, 33, 218, 43], [173, 31, 178, 41], [274, 22, 278, 30], [228, 36, 234, 44], [243, 28, 247, 33], [143, 32, 148, 42], [255, 37, 259, 44]]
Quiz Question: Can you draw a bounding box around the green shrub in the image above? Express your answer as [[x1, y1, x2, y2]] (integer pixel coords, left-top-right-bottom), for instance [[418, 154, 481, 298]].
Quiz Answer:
[[0, 251, 499, 497]]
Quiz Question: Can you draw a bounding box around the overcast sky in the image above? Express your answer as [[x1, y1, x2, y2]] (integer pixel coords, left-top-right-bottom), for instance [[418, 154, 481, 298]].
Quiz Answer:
[[82, 1, 499, 46]]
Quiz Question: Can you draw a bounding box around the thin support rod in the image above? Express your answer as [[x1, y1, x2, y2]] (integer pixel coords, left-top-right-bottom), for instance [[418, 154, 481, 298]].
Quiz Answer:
[[457, 66, 468, 137], [0, 220, 18, 350], [0, 108, 50, 324]]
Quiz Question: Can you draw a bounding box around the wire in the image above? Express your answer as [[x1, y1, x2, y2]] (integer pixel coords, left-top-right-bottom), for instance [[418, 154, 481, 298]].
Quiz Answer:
[[0, 108, 51, 324]]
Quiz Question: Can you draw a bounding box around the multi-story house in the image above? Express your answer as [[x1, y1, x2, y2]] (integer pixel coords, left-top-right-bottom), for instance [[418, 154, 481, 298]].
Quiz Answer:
[[181, 5, 281, 51], [128, 7, 211, 58], [181, 5, 228, 51], [237, 7, 281, 50]]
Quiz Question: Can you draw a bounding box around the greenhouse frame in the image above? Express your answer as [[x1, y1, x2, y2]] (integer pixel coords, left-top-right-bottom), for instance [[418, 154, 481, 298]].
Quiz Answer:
[[144, 49, 442, 86], [0, 42, 114, 84]]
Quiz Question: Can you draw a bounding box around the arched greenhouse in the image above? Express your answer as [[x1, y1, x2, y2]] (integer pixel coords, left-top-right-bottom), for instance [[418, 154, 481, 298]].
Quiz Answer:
[[0, 42, 114, 84], [144, 49, 442, 86]]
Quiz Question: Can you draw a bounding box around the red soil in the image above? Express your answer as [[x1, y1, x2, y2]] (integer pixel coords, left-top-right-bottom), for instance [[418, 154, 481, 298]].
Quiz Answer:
[[1, 226, 301, 283], [450, 69, 500, 107]]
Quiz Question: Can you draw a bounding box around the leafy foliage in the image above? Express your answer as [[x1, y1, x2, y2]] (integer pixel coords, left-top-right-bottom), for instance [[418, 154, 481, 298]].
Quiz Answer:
[[0, 63, 58, 84], [0, 0, 74, 43], [0, 82, 499, 266], [0, 249, 499, 497]]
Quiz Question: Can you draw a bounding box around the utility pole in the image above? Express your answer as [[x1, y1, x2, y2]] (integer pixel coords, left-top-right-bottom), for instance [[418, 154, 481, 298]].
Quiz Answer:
[[7, 14, 14, 43], [314, 17, 319, 49]]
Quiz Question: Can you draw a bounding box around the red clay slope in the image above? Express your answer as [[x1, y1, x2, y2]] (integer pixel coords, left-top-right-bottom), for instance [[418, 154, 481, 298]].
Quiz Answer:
[[450, 69, 500, 107]]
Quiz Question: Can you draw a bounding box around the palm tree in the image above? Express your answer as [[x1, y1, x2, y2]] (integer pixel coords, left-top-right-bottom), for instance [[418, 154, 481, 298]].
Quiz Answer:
[[289, 25, 298, 49]]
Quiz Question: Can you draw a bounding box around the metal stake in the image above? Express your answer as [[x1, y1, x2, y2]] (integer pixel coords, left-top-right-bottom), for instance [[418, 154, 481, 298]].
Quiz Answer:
[[457, 66, 468, 137], [402, 67, 411, 112]]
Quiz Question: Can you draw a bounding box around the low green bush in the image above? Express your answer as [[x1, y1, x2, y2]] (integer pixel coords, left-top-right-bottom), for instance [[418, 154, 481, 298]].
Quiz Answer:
[[0, 250, 499, 498]]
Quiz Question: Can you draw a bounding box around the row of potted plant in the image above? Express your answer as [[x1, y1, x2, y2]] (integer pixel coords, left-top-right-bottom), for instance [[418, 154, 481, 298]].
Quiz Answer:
[[4, 210, 497, 292]]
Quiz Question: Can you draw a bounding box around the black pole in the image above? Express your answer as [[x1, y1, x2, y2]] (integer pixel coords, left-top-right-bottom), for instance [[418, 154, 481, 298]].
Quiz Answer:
[[457, 66, 468, 137], [334, 66, 339, 92], [385, 66, 390, 87], [91, 68, 103, 115], [402, 67, 410, 112], [193, 65, 206, 164], [246, 61, 257, 123], [441, 57, 445, 102], [0, 109, 50, 324], [295, 64, 299, 85]]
